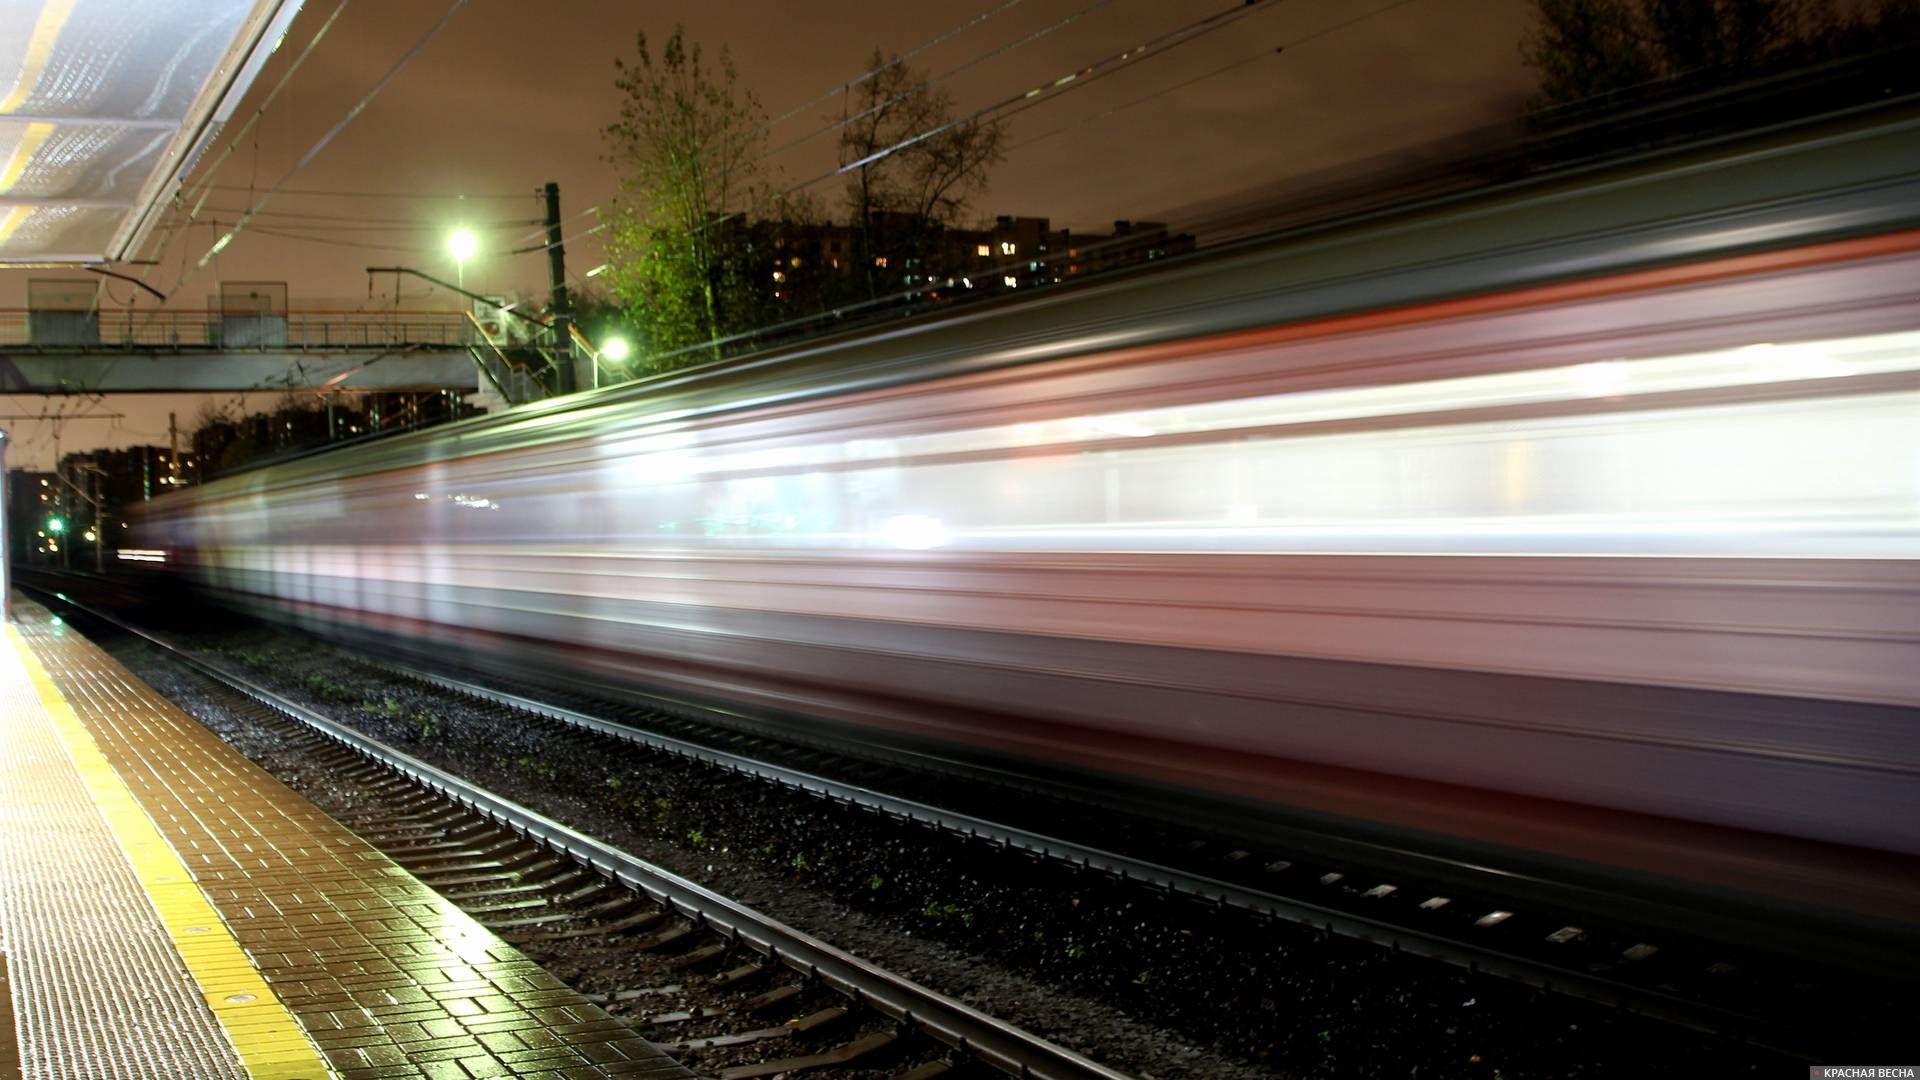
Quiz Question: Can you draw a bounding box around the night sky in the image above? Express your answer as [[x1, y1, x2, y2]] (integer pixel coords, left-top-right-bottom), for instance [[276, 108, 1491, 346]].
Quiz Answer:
[[2, 0, 1536, 468]]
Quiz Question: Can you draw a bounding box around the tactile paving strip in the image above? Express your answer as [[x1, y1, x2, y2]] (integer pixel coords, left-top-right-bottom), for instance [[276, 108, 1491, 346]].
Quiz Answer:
[[1, 623, 250, 1080], [14, 600, 695, 1080]]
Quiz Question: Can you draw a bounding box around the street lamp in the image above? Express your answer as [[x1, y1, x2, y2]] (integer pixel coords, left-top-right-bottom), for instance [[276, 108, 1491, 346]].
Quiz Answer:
[[448, 228, 478, 291], [590, 335, 635, 389]]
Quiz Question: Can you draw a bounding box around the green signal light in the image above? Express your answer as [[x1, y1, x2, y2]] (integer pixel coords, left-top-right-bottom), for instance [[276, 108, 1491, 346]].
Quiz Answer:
[[47, 517, 65, 534]]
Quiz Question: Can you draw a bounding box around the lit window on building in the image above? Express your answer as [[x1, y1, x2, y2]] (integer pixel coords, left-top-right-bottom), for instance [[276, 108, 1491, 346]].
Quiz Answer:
[[875, 256, 889, 267], [772, 271, 786, 282], [1000, 241, 1017, 255], [976, 244, 990, 257], [1002, 275, 1018, 287]]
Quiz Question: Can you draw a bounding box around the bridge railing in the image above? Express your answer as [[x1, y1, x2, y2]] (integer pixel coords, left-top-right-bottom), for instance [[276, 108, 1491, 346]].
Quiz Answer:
[[0, 308, 477, 349]]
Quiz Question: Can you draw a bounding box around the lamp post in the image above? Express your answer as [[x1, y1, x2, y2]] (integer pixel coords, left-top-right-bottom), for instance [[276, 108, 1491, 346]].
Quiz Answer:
[[448, 228, 478, 292]]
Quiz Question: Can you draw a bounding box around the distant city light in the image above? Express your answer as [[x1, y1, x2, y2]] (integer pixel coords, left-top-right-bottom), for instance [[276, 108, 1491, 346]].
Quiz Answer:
[[46, 517, 64, 533], [83, 530, 97, 542], [601, 336, 633, 362]]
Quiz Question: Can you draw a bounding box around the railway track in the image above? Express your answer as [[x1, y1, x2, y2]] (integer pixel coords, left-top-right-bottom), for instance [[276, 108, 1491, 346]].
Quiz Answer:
[[34, 588, 1129, 1080], [30, 578, 1915, 1064], [369, 658, 1911, 1060]]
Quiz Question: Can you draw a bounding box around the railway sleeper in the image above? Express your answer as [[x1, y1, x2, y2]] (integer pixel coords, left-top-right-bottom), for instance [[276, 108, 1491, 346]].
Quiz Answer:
[[508, 907, 669, 944], [660, 1006, 850, 1053], [719, 1030, 898, 1079], [580, 983, 685, 1004]]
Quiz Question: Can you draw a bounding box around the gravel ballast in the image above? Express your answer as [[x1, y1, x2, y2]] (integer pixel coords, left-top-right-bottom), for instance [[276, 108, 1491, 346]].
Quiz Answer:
[[99, 611, 1784, 1080]]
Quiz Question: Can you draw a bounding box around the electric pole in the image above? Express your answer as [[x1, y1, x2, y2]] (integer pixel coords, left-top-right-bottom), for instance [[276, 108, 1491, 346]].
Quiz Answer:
[[544, 181, 575, 395]]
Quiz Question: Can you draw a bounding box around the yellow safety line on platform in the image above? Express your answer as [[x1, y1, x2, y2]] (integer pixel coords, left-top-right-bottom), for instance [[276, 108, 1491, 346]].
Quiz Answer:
[[7, 626, 335, 1080]]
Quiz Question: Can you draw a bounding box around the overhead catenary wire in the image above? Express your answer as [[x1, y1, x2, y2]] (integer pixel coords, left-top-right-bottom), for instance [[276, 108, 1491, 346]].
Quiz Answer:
[[752, 0, 1032, 137], [1008, 0, 1419, 153], [506, 222, 604, 257], [740, 0, 1280, 228], [758, 0, 1119, 165], [174, 0, 356, 229], [129, 0, 353, 281], [986, 0, 1281, 131], [186, 208, 541, 228], [177, 0, 472, 287], [195, 183, 538, 200]]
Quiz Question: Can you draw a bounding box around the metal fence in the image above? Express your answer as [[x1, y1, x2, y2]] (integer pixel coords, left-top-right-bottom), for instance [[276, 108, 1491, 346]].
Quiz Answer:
[[0, 308, 475, 349]]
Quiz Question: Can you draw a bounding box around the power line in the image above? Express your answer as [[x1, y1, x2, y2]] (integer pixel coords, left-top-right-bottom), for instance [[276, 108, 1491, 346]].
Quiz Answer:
[[988, 0, 1281, 131], [175, 0, 355, 226], [245, 226, 436, 253], [195, 217, 539, 233], [1008, 0, 1419, 153], [505, 222, 604, 256], [195, 183, 538, 200], [778, 0, 1281, 211], [165, 0, 472, 300], [755, 0, 1032, 136], [761, 0, 1116, 164], [186, 206, 541, 227]]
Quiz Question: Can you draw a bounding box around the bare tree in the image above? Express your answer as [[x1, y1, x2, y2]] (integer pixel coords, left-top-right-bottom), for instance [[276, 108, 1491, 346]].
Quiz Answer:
[[838, 51, 1004, 297]]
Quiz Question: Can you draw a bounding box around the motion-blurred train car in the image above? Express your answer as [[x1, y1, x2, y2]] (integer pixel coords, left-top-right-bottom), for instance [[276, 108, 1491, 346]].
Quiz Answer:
[[138, 105, 1920, 920]]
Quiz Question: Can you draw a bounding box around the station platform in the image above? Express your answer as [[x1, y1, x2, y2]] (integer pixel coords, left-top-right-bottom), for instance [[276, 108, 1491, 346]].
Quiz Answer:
[[0, 594, 695, 1080]]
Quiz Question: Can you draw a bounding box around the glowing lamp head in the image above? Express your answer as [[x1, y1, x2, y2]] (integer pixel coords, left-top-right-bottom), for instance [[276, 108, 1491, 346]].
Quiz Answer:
[[447, 228, 479, 262], [601, 336, 632, 363], [47, 517, 64, 534]]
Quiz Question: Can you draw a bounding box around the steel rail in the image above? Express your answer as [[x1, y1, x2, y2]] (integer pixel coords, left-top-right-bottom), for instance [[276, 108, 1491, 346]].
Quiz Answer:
[[35, 590, 1131, 1080], [375, 659, 1810, 1054]]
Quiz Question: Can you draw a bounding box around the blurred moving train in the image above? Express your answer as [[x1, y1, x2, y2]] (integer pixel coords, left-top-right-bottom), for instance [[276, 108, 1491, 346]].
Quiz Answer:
[[139, 105, 1920, 919]]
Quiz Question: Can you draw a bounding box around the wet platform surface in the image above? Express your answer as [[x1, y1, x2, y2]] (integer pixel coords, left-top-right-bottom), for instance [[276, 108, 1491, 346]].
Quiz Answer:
[[2, 594, 695, 1079]]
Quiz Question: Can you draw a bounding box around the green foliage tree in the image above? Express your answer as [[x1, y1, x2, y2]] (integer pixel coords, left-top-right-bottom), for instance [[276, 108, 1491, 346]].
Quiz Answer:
[[602, 28, 769, 369], [838, 51, 1005, 298]]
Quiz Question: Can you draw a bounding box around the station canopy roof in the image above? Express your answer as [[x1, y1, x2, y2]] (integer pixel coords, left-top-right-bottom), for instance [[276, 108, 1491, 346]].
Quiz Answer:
[[0, 0, 300, 265]]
